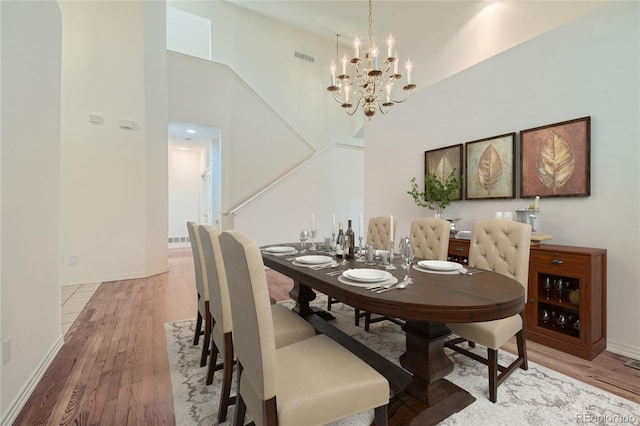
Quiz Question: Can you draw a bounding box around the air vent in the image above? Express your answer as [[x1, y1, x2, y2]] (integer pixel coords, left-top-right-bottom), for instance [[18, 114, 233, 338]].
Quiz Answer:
[[294, 52, 314, 63], [625, 359, 640, 370]]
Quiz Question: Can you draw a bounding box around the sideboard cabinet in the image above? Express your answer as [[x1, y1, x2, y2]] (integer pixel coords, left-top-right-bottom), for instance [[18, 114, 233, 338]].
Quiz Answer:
[[447, 239, 607, 360]]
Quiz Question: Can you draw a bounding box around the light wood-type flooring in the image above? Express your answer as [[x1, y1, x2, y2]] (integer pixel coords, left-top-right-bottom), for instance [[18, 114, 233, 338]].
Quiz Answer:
[[14, 249, 640, 425]]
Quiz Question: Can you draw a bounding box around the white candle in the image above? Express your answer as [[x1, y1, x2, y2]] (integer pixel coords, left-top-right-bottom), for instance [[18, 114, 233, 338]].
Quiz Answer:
[[354, 36, 361, 59], [405, 58, 413, 84], [330, 61, 336, 86], [312, 213, 315, 229], [372, 45, 379, 70], [359, 214, 363, 236], [332, 213, 336, 234], [389, 214, 394, 240], [387, 33, 394, 58], [341, 54, 347, 75]]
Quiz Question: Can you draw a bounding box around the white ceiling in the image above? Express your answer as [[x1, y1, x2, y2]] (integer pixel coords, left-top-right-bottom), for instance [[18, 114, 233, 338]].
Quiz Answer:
[[168, 121, 219, 152]]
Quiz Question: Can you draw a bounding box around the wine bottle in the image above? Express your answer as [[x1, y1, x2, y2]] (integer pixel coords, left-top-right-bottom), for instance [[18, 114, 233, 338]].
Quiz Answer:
[[335, 222, 344, 258], [346, 219, 355, 259]]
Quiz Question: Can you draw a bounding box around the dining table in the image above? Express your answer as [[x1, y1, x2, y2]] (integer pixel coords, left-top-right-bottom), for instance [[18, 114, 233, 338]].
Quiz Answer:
[[261, 244, 525, 426]]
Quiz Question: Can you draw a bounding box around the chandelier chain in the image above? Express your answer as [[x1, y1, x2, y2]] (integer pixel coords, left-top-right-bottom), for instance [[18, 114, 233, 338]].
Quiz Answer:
[[368, 0, 373, 53]]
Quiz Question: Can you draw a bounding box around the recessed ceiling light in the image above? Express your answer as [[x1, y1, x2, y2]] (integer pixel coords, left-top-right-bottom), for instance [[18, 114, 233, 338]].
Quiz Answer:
[[186, 129, 196, 134]]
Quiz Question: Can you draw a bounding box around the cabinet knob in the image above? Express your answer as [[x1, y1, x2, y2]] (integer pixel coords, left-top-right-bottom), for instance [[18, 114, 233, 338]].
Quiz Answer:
[[551, 259, 564, 265]]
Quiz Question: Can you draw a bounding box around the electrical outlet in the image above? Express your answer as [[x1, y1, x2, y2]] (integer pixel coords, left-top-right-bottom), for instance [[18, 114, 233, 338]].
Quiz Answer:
[[69, 255, 78, 265], [3, 338, 11, 365]]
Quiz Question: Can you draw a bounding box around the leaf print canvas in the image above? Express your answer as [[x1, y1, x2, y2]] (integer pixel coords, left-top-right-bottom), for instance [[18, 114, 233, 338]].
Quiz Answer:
[[424, 144, 463, 201], [465, 133, 516, 199], [520, 117, 591, 198]]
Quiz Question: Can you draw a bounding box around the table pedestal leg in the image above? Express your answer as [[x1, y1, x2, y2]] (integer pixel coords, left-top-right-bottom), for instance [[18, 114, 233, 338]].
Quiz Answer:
[[392, 320, 474, 425]]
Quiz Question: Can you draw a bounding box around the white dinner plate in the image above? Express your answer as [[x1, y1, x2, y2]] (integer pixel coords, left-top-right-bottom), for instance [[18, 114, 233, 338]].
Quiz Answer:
[[413, 264, 461, 275], [338, 275, 398, 288], [343, 269, 392, 283], [295, 255, 333, 265], [417, 260, 463, 272], [264, 246, 296, 254]]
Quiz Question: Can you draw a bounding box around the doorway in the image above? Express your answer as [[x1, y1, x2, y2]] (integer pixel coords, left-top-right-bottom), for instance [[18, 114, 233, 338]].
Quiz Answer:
[[167, 121, 221, 248]]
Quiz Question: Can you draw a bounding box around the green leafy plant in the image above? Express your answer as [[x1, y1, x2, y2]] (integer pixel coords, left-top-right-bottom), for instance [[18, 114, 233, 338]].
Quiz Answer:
[[407, 170, 463, 213]]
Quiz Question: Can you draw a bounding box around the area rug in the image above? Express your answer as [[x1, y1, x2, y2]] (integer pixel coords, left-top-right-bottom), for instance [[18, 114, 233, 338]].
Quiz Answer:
[[166, 297, 639, 425]]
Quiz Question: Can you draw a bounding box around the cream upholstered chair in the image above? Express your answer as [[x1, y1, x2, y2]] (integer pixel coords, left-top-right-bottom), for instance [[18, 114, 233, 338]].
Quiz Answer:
[[409, 217, 451, 261], [186, 221, 211, 368], [198, 225, 316, 423], [219, 230, 389, 426], [366, 216, 397, 251], [362, 217, 451, 331], [445, 220, 531, 403], [328, 216, 398, 324]]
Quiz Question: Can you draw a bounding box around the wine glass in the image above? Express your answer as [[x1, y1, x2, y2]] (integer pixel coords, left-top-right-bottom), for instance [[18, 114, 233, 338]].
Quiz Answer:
[[541, 309, 550, 324], [403, 242, 415, 282], [299, 229, 309, 253], [338, 234, 349, 265], [555, 278, 565, 302], [309, 227, 317, 251]]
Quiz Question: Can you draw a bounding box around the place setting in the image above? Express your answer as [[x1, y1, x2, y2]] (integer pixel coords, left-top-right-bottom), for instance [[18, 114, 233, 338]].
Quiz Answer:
[[291, 254, 335, 269], [412, 259, 465, 274], [337, 268, 397, 288], [261, 245, 298, 257]]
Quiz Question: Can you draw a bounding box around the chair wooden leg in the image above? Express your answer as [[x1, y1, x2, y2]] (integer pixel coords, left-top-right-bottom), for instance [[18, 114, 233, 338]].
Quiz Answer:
[[193, 310, 203, 345], [364, 313, 371, 332], [488, 348, 498, 403], [206, 333, 219, 385], [373, 404, 388, 426], [233, 363, 246, 426], [218, 333, 235, 423], [264, 396, 278, 426], [327, 297, 333, 311], [354, 308, 360, 326], [517, 329, 528, 370], [200, 306, 211, 367]]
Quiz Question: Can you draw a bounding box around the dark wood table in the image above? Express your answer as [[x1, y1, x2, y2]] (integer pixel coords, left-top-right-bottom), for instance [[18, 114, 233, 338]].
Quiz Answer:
[[262, 247, 525, 425]]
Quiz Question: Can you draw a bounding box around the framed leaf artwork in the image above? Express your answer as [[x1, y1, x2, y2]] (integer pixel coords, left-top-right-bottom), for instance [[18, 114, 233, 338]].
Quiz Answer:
[[424, 144, 463, 201], [465, 133, 516, 200], [520, 116, 591, 198]]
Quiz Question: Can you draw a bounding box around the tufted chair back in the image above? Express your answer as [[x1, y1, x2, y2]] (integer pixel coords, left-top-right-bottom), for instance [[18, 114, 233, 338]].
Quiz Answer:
[[366, 216, 397, 250], [409, 218, 451, 260], [218, 230, 278, 410], [468, 220, 532, 296]]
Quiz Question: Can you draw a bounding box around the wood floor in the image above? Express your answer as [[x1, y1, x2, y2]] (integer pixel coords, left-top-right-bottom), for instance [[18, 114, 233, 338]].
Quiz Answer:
[[14, 249, 640, 425]]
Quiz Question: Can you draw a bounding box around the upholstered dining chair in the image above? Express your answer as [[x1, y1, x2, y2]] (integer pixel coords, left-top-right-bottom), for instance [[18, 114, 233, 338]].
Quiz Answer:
[[328, 216, 398, 325], [198, 225, 316, 423], [219, 230, 389, 426], [186, 220, 211, 368], [361, 217, 451, 331], [445, 219, 531, 403], [409, 217, 451, 261]]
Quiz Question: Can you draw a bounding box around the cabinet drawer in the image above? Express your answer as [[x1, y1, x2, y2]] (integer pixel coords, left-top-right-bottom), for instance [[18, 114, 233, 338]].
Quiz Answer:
[[530, 250, 588, 273], [449, 241, 469, 257]]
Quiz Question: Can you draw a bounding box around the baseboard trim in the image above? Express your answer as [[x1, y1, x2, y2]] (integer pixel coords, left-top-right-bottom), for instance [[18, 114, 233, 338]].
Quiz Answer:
[[606, 340, 640, 360], [60, 265, 169, 286], [2, 335, 65, 426]]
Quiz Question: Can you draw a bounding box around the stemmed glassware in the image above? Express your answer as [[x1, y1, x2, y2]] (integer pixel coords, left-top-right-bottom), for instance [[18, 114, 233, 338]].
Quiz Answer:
[[338, 234, 349, 265], [309, 227, 317, 251], [386, 239, 396, 270], [357, 235, 365, 262], [299, 229, 309, 253], [402, 242, 415, 283]]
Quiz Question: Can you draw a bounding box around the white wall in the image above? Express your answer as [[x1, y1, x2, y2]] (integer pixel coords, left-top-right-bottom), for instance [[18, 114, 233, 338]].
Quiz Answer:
[[168, 148, 201, 239], [59, 1, 168, 285], [234, 144, 364, 246], [0, 1, 62, 421], [366, 2, 639, 358]]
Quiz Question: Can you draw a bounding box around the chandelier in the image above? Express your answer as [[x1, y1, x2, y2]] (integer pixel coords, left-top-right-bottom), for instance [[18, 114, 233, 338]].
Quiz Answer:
[[327, 0, 416, 119]]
